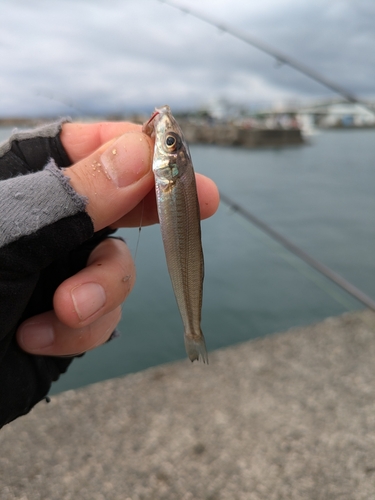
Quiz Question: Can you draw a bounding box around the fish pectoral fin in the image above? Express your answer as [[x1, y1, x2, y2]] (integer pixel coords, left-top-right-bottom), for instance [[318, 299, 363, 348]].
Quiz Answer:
[[184, 332, 208, 364]]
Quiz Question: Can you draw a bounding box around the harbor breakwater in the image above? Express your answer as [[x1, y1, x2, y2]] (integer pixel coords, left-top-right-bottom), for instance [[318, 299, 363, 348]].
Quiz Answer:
[[0, 117, 305, 148], [180, 121, 304, 147]]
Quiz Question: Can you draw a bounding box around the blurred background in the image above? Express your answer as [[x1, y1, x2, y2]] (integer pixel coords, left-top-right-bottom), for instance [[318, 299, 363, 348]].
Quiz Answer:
[[0, 0, 373, 393], [1, 0, 374, 116]]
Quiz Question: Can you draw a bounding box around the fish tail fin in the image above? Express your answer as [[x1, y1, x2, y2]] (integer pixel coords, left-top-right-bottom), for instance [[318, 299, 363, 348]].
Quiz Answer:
[[184, 332, 208, 364]]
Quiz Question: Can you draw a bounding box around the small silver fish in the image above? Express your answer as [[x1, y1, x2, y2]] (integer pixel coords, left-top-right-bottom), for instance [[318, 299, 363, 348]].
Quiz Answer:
[[143, 105, 208, 363]]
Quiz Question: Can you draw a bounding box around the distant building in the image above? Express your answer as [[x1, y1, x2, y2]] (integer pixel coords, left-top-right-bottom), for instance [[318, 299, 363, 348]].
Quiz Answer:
[[298, 101, 375, 128]]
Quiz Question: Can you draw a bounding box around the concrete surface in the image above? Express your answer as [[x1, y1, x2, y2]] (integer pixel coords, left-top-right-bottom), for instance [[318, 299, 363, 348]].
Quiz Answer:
[[1, 310, 375, 500]]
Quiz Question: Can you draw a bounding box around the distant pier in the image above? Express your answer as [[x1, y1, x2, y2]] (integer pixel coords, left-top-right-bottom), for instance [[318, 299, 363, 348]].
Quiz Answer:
[[0, 117, 305, 148], [180, 121, 304, 148]]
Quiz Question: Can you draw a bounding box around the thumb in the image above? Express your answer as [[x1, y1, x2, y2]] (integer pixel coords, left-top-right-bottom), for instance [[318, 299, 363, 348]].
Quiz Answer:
[[64, 131, 154, 231]]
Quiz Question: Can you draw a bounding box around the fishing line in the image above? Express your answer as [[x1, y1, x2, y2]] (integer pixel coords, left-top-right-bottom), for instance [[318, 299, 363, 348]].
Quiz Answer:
[[33, 90, 86, 116], [220, 192, 375, 313], [133, 198, 145, 264], [224, 203, 360, 312], [159, 0, 372, 110]]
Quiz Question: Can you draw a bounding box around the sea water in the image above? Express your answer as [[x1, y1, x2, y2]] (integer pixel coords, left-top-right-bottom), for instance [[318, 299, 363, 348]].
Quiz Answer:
[[0, 126, 373, 391]]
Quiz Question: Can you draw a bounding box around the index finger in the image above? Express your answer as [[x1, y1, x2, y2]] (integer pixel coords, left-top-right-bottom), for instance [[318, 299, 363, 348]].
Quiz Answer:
[[60, 122, 142, 164]]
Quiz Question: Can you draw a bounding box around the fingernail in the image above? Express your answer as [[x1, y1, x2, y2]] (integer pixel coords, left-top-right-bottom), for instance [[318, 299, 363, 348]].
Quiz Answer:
[[71, 283, 106, 321], [100, 132, 151, 187], [19, 323, 54, 350]]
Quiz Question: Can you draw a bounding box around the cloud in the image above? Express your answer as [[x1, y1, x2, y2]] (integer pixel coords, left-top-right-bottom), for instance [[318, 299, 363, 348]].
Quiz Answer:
[[0, 0, 374, 116]]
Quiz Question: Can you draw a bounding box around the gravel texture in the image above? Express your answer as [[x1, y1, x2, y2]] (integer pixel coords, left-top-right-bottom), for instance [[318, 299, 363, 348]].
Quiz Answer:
[[1, 310, 375, 500]]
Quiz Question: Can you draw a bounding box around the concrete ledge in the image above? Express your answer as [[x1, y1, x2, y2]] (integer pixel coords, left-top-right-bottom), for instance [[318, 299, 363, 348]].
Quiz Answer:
[[1, 310, 375, 499]]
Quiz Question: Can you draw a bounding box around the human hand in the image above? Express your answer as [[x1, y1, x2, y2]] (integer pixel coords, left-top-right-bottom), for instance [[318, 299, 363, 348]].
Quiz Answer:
[[16, 122, 219, 357]]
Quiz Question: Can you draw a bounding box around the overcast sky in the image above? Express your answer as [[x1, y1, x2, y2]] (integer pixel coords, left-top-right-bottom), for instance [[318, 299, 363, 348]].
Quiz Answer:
[[0, 0, 374, 117]]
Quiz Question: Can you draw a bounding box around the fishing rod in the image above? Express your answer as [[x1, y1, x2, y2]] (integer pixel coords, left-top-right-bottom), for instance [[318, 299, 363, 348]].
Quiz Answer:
[[159, 0, 366, 107], [159, 1, 375, 311], [220, 192, 375, 312]]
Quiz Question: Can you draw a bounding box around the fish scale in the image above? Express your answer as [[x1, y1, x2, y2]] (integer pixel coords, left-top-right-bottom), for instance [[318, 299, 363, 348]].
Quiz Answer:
[[143, 105, 208, 363]]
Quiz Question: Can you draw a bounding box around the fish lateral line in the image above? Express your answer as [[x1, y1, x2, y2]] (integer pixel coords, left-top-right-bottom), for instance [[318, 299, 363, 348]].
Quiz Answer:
[[143, 105, 208, 364]]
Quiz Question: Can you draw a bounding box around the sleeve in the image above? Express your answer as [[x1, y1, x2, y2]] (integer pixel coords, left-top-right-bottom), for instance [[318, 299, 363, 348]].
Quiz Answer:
[[0, 120, 115, 427]]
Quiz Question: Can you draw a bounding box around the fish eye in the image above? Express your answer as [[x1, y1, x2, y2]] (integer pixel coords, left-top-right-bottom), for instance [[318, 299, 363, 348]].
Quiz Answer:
[[165, 133, 181, 151]]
